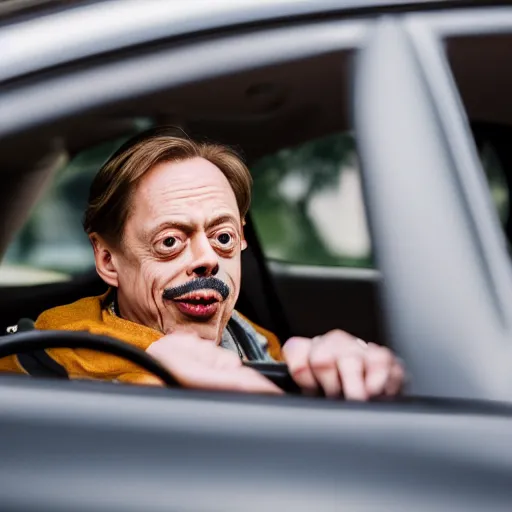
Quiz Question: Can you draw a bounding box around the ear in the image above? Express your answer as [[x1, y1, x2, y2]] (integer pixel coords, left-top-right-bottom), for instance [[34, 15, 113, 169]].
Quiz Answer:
[[241, 218, 248, 251], [89, 233, 119, 287]]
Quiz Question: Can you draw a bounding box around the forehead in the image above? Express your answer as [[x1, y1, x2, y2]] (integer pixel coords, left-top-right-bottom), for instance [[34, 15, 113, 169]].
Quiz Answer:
[[131, 157, 240, 223]]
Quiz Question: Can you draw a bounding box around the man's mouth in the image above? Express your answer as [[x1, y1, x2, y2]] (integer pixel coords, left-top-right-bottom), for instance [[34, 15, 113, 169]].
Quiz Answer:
[[163, 277, 229, 321], [171, 290, 222, 320]]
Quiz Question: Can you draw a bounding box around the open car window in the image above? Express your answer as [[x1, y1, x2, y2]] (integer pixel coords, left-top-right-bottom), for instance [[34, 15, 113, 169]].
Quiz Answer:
[[251, 132, 371, 268], [1, 130, 510, 285]]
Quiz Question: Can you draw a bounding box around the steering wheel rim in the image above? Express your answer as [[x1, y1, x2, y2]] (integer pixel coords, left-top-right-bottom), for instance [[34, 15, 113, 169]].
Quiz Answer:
[[0, 330, 180, 387], [243, 361, 302, 394], [0, 330, 302, 393]]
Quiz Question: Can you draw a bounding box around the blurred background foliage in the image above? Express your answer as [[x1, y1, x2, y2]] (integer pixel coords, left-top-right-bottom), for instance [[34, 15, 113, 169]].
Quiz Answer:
[[251, 131, 372, 267]]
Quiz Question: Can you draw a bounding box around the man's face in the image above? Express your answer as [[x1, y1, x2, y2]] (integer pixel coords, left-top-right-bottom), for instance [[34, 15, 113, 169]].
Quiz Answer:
[[106, 157, 244, 342]]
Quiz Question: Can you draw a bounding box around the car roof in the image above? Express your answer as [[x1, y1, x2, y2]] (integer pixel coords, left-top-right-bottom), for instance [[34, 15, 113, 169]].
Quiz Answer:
[[0, 0, 473, 20], [0, 0, 493, 84]]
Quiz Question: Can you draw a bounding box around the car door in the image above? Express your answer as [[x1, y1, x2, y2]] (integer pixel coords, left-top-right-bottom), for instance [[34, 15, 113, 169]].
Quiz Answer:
[[355, 6, 512, 400]]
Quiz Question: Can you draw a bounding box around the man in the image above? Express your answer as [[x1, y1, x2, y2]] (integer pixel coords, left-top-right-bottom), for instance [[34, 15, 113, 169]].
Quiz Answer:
[[1, 128, 405, 399]]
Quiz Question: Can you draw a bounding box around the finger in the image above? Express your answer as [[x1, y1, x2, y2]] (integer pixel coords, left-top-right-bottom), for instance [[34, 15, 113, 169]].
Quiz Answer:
[[365, 366, 390, 397], [282, 337, 319, 394], [308, 342, 342, 398], [321, 330, 368, 357], [364, 346, 394, 397], [384, 362, 406, 396], [355, 338, 369, 350], [338, 355, 367, 400]]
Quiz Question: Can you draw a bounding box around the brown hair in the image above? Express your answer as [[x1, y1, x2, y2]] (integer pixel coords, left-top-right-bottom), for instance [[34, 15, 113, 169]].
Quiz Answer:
[[83, 127, 252, 245]]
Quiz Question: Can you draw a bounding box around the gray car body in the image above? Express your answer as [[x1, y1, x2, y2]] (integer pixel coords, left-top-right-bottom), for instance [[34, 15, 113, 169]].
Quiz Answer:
[[1, 0, 512, 510]]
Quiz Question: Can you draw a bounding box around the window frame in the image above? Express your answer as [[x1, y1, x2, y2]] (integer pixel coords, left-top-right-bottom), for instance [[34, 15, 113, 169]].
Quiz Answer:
[[355, 8, 512, 401], [404, 6, 512, 325], [0, 19, 369, 138]]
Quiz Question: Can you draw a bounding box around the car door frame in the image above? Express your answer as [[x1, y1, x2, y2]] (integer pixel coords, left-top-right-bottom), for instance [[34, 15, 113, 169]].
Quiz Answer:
[[355, 6, 512, 400]]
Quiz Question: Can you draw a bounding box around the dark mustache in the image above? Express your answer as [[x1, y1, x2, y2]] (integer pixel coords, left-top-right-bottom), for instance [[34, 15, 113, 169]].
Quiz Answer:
[[162, 277, 230, 301]]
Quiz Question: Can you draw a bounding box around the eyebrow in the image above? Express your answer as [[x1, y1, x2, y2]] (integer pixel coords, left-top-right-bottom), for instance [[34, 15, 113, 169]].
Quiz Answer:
[[205, 214, 240, 231], [143, 221, 195, 242]]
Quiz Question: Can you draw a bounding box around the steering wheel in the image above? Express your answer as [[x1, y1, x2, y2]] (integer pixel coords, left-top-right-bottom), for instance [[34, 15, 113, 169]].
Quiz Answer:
[[0, 330, 302, 394]]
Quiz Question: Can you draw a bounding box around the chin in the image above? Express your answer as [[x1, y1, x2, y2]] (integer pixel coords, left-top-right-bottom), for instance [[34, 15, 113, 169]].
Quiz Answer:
[[162, 301, 230, 342]]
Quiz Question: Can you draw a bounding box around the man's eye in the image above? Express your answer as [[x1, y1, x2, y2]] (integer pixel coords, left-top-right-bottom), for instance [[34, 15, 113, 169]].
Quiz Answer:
[[217, 233, 231, 245], [163, 237, 176, 248]]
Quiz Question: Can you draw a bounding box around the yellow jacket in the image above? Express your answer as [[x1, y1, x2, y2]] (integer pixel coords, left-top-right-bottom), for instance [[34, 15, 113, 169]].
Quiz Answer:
[[0, 291, 283, 384]]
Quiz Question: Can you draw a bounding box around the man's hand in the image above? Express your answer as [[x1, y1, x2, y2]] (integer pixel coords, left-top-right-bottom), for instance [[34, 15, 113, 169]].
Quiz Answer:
[[147, 332, 283, 394], [146, 330, 404, 400], [283, 330, 405, 400]]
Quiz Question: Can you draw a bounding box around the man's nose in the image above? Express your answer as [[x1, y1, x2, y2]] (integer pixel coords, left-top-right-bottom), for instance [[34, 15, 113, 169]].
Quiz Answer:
[[187, 234, 220, 278]]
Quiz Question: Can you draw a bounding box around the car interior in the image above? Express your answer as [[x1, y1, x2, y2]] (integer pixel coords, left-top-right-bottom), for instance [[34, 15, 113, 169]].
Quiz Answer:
[[0, 50, 382, 350], [0, 26, 511, 387]]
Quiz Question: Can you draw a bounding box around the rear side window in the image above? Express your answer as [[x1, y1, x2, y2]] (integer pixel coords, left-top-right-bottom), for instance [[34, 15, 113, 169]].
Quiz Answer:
[[445, 33, 512, 237], [2, 138, 127, 283]]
